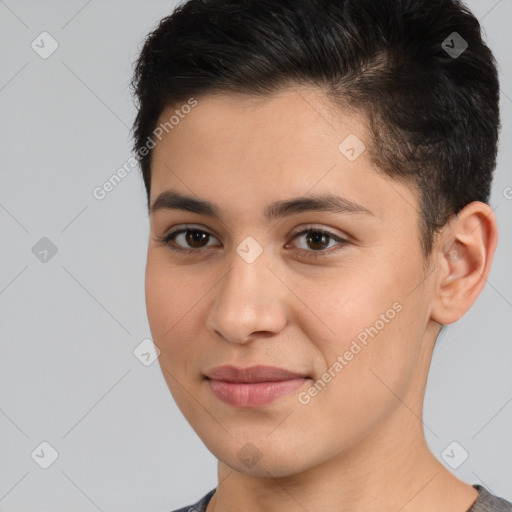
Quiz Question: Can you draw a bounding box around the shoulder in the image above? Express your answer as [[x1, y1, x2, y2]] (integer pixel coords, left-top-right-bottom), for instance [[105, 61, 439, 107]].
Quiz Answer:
[[468, 485, 512, 512], [169, 488, 216, 512], [168, 485, 512, 512]]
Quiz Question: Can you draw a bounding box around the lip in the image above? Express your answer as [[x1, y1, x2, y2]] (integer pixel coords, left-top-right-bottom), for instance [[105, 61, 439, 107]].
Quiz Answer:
[[205, 365, 310, 408], [205, 364, 307, 382]]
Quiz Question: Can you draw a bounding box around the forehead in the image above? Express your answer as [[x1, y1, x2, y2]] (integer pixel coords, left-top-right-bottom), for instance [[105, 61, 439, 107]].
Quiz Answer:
[[149, 87, 419, 224], [153, 87, 353, 161]]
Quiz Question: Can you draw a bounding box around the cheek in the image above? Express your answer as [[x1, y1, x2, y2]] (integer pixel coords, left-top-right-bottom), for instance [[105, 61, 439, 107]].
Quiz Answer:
[[314, 263, 426, 405], [302, 255, 423, 391], [145, 251, 196, 334], [145, 256, 209, 415], [144, 254, 203, 365], [294, 299, 420, 452], [291, 264, 404, 358]]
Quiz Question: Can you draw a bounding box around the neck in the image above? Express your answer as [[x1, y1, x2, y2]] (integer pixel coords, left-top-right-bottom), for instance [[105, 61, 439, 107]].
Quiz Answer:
[[207, 389, 478, 512]]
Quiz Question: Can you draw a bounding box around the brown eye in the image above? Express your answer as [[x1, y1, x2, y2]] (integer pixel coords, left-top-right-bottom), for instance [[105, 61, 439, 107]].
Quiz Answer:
[[288, 228, 349, 260], [184, 230, 210, 248], [159, 227, 220, 252], [305, 231, 330, 250], [291, 229, 344, 251], [159, 225, 348, 259]]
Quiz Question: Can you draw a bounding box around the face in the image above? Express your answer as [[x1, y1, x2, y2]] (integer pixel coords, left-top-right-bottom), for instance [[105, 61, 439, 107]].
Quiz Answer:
[[145, 87, 439, 477]]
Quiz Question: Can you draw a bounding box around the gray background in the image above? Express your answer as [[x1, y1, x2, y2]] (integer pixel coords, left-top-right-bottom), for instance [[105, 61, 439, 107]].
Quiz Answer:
[[0, 1, 510, 511]]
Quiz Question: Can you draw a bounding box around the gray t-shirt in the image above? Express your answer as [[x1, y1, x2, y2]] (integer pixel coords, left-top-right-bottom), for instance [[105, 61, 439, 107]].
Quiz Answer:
[[171, 485, 512, 512]]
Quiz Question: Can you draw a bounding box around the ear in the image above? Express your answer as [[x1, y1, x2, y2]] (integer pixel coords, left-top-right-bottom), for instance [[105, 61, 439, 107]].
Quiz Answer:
[[430, 201, 498, 325]]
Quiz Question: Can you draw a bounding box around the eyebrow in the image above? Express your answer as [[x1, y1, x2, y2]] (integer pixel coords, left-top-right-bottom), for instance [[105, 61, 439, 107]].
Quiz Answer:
[[150, 190, 374, 222]]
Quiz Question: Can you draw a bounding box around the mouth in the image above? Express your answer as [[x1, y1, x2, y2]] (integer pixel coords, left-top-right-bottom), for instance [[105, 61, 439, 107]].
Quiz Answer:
[[204, 365, 311, 408]]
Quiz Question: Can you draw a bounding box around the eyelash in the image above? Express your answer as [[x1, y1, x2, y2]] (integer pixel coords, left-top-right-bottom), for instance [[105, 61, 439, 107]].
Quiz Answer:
[[156, 225, 349, 260]]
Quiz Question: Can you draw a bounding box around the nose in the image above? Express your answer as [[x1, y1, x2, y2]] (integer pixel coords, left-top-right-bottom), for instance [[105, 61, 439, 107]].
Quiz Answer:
[[205, 244, 288, 345]]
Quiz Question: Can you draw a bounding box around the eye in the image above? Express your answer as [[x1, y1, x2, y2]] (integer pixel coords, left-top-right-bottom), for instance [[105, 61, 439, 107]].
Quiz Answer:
[[157, 225, 220, 253], [157, 224, 349, 259], [287, 227, 348, 259]]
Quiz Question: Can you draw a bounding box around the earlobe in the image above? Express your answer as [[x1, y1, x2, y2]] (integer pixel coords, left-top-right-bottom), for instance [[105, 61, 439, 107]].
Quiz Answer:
[[430, 202, 498, 325]]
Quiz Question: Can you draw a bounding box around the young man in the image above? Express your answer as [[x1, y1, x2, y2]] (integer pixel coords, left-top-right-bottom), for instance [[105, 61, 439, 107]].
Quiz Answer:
[[131, 0, 511, 510]]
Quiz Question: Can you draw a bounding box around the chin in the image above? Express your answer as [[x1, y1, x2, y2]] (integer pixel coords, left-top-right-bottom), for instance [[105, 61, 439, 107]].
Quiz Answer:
[[207, 437, 317, 478]]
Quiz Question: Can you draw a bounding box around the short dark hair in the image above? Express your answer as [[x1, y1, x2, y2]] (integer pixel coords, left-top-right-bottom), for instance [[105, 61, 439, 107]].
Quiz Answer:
[[130, 0, 500, 256]]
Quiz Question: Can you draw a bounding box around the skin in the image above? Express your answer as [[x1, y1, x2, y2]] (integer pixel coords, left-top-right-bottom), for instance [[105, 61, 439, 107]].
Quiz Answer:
[[145, 86, 498, 512]]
